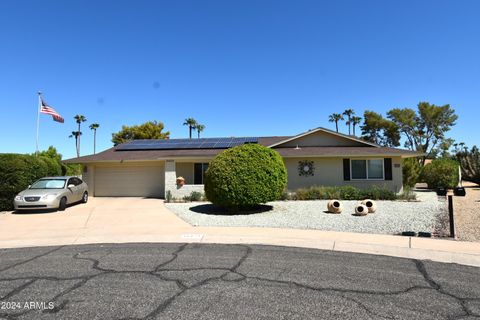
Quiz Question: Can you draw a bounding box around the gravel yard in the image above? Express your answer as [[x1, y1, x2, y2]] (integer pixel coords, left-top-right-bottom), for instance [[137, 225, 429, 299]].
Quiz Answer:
[[165, 191, 448, 235], [454, 182, 480, 242]]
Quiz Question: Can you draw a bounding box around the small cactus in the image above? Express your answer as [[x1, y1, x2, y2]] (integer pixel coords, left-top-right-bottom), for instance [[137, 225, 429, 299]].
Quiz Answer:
[[456, 146, 480, 185]]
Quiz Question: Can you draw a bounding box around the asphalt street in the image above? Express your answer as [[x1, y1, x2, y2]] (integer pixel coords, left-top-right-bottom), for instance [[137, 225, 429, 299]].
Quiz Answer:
[[0, 243, 479, 320]]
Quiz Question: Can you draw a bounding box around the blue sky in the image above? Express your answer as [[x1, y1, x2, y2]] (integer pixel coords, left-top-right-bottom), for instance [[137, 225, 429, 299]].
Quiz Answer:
[[0, 0, 479, 159]]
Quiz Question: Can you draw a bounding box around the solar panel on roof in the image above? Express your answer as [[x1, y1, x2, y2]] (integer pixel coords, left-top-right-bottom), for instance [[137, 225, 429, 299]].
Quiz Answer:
[[115, 137, 259, 151]]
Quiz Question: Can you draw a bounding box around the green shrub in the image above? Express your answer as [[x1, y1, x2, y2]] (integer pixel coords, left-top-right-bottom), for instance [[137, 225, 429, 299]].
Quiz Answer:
[[292, 185, 396, 201], [421, 159, 459, 189], [338, 185, 361, 200], [0, 153, 63, 211], [204, 144, 287, 210], [189, 191, 203, 201], [358, 185, 396, 200], [397, 186, 417, 201], [402, 158, 422, 188], [295, 187, 323, 200], [64, 163, 83, 176]]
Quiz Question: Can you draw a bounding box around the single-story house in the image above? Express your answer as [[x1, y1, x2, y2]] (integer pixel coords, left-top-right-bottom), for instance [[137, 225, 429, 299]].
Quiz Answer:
[[64, 127, 421, 198]]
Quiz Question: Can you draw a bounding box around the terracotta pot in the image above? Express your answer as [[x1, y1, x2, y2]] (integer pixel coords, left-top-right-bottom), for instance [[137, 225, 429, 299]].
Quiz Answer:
[[361, 199, 377, 213], [327, 199, 343, 213], [354, 204, 368, 216]]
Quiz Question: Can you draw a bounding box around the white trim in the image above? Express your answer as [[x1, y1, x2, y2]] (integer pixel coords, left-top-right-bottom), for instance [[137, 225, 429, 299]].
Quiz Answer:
[[350, 158, 385, 181], [267, 127, 380, 148]]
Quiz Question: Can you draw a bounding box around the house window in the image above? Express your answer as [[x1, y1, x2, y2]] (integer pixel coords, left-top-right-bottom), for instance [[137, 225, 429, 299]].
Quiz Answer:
[[351, 159, 384, 180], [194, 163, 209, 185]]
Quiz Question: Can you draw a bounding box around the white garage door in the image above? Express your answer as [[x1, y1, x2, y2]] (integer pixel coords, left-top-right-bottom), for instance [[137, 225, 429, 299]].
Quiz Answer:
[[94, 164, 165, 198]]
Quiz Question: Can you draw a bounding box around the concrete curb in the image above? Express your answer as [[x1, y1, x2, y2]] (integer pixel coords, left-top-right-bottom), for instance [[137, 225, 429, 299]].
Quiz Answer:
[[0, 227, 479, 267]]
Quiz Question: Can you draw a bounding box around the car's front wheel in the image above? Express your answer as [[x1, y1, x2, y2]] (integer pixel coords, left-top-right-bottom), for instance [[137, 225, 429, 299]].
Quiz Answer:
[[82, 192, 88, 204], [58, 197, 67, 211]]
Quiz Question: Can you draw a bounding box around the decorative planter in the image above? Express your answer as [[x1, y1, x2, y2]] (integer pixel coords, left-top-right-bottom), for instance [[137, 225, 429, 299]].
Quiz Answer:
[[176, 177, 185, 186], [361, 199, 377, 213], [354, 204, 368, 216], [327, 200, 343, 214]]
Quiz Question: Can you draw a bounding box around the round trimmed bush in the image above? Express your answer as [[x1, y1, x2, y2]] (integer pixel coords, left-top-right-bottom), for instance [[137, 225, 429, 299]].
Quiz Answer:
[[421, 159, 459, 189], [204, 144, 287, 210]]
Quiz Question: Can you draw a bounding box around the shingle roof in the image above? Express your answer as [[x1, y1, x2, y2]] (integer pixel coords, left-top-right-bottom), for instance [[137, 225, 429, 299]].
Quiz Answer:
[[64, 136, 291, 163], [64, 138, 421, 163]]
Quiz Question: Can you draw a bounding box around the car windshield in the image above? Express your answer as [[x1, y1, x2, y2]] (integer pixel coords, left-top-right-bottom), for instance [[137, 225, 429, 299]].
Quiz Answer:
[[30, 179, 66, 189]]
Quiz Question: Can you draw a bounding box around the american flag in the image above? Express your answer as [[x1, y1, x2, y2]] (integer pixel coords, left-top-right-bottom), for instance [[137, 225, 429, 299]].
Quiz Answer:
[[40, 99, 64, 123]]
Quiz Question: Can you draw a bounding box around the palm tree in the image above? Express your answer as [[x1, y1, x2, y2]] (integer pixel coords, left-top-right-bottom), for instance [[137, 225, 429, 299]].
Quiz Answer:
[[343, 109, 355, 135], [69, 131, 82, 158], [196, 124, 205, 138], [74, 114, 87, 157], [328, 113, 344, 132], [183, 118, 197, 139], [351, 116, 362, 136], [89, 123, 100, 154]]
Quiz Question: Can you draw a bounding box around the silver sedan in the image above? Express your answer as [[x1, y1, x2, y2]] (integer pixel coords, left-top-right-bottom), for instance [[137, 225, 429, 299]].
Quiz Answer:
[[13, 176, 89, 211]]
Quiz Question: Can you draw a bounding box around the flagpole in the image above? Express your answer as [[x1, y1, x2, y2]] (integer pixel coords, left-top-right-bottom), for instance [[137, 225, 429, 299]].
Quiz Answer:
[[35, 91, 42, 156]]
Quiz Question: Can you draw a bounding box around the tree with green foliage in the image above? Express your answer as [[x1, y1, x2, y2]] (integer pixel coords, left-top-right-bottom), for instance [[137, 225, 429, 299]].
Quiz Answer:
[[89, 123, 100, 154], [69, 131, 82, 157], [402, 158, 422, 188], [32, 146, 82, 176], [387, 102, 458, 164], [36, 146, 62, 162], [343, 109, 355, 135], [351, 116, 362, 136], [433, 138, 455, 159], [73, 114, 87, 157], [328, 113, 344, 132], [421, 159, 459, 189], [204, 144, 287, 211], [183, 118, 197, 139], [456, 145, 480, 185], [111, 121, 170, 146], [361, 111, 400, 147], [196, 124, 205, 138]]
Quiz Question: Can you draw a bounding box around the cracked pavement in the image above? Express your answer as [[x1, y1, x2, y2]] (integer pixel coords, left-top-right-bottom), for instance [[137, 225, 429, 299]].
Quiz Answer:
[[0, 243, 479, 319]]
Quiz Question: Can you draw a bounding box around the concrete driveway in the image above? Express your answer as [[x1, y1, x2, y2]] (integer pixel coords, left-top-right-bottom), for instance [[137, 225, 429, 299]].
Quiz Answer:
[[0, 197, 192, 248]]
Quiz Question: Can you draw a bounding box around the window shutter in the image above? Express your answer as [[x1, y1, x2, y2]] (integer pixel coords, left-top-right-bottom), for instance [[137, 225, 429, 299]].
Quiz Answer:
[[384, 158, 393, 180], [343, 159, 351, 181]]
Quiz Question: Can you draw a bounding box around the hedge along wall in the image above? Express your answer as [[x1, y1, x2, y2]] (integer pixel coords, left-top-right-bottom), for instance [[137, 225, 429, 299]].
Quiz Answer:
[[0, 154, 63, 211]]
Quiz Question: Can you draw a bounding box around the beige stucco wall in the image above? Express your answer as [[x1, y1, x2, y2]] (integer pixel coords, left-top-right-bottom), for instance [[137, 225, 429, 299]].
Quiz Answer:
[[284, 157, 403, 193], [279, 130, 367, 148], [82, 155, 403, 199]]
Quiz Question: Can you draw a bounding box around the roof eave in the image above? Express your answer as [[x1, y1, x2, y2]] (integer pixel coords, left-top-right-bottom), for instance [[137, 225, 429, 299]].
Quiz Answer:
[[268, 127, 380, 148]]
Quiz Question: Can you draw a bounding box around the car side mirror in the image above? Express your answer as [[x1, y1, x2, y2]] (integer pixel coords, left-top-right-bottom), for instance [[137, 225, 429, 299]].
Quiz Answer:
[[68, 184, 75, 188]]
